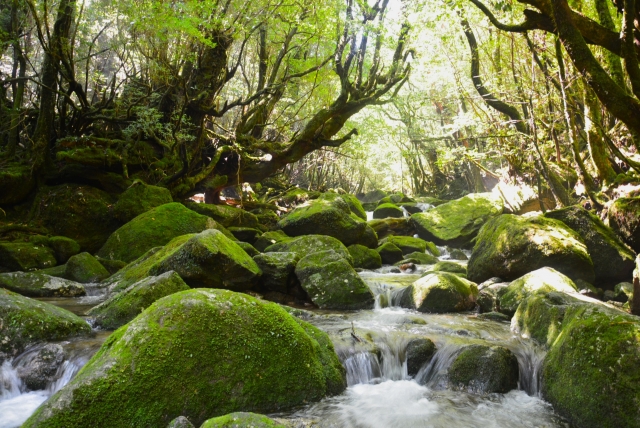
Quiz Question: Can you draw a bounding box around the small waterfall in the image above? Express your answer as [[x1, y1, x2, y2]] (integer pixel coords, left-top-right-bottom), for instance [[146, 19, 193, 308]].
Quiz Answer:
[[416, 203, 433, 212], [0, 361, 22, 401], [511, 340, 547, 396], [436, 246, 449, 259], [414, 341, 466, 388], [344, 353, 381, 385]]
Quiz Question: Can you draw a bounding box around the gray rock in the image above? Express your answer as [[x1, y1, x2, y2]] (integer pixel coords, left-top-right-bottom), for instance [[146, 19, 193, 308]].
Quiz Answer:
[[18, 344, 65, 390]]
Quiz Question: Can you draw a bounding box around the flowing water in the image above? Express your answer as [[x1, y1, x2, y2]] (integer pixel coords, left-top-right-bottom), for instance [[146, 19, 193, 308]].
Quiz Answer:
[[0, 262, 567, 427]]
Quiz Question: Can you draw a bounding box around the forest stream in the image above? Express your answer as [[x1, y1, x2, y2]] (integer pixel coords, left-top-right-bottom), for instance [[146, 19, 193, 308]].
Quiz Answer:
[[0, 247, 566, 428]]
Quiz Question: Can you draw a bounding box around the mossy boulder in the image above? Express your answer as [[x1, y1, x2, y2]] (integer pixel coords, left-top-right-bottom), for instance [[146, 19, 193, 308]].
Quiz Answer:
[[608, 196, 640, 252], [88, 271, 190, 330], [406, 338, 436, 376], [499, 267, 578, 317], [95, 257, 127, 275], [48, 236, 81, 264], [97, 202, 217, 263], [373, 203, 404, 219], [356, 224, 379, 249], [236, 242, 259, 257], [0, 288, 90, 362], [377, 193, 414, 205], [397, 251, 439, 265], [376, 242, 404, 265], [448, 345, 519, 394], [277, 197, 367, 246], [382, 236, 428, 255], [295, 250, 374, 309], [0, 272, 85, 297], [367, 217, 415, 240], [185, 202, 260, 228], [410, 193, 503, 247], [32, 184, 119, 252], [23, 289, 346, 427], [467, 214, 595, 284], [424, 261, 467, 276], [398, 272, 478, 313], [448, 248, 468, 261], [265, 235, 352, 264], [319, 192, 367, 220], [0, 241, 57, 272], [113, 182, 173, 223], [545, 205, 635, 286], [348, 244, 382, 270], [513, 290, 640, 428], [64, 252, 110, 283], [253, 252, 299, 294], [254, 230, 291, 252], [200, 412, 286, 428]]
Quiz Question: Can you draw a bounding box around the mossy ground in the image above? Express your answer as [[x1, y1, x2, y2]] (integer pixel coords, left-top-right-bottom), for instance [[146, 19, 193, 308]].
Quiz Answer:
[[23, 289, 345, 427]]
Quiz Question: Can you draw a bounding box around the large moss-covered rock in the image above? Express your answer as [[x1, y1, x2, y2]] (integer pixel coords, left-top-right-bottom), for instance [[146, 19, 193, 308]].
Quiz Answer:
[[0, 241, 57, 272], [348, 244, 382, 270], [113, 182, 173, 223], [185, 202, 260, 228], [448, 345, 519, 394], [410, 193, 503, 247], [367, 217, 415, 239], [97, 203, 217, 263], [382, 236, 428, 255], [0, 163, 36, 205], [295, 250, 374, 309], [319, 192, 367, 220], [48, 236, 81, 264], [64, 252, 110, 283], [24, 289, 346, 427], [545, 205, 635, 285], [376, 242, 404, 265], [406, 338, 436, 377], [200, 412, 286, 428], [498, 267, 578, 317], [253, 252, 299, 294], [265, 235, 352, 264], [0, 272, 85, 297], [277, 197, 367, 246], [397, 252, 439, 265], [89, 271, 190, 330], [467, 214, 595, 284], [107, 229, 261, 292], [32, 184, 119, 252], [398, 272, 478, 313], [356, 224, 379, 248], [236, 242, 259, 257], [373, 203, 404, 219], [228, 227, 261, 244], [513, 290, 640, 427], [0, 288, 90, 362]]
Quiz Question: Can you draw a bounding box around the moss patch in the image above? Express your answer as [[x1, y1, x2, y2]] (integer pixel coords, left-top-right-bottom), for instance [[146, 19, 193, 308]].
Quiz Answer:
[[373, 203, 404, 219], [348, 244, 382, 270], [448, 345, 519, 394], [201, 412, 286, 428], [113, 182, 173, 223], [64, 252, 110, 283], [265, 235, 352, 264], [398, 272, 478, 313], [185, 202, 260, 228], [0, 241, 57, 272]]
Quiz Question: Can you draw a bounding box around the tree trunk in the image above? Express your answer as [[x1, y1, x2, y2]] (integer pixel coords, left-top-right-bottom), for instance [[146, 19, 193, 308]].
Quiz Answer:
[[584, 84, 617, 184]]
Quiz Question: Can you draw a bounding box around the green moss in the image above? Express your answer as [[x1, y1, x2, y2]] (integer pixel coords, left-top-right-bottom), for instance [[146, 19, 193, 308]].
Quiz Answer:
[[467, 214, 594, 284], [425, 261, 467, 276], [396, 251, 439, 265], [382, 236, 428, 255], [0, 241, 57, 272], [498, 267, 578, 317], [254, 230, 291, 252], [319, 192, 367, 220], [23, 289, 345, 427], [236, 242, 259, 257], [253, 252, 299, 293], [113, 182, 173, 223], [348, 244, 382, 270], [228, 227, 261, 244], [373, 203, 404, 219], [48, 236, 81, 264], [88, 271, 190, 330], [356, 224, 379, 248], [0, 163, 36, 205], [200, 412, 286, 428], [607, 197, 640, 252], [537, 295, 640, 428], [64, 252, 110, 283], [406, 338, 436, 376], [398, 272, 478, 313], [0, 288, 91, 361], [295, 250, 374, 309], [367, 218, 415, 240], [448, 345, 519, 394], [545, 205, 635, 285], [277, 198, 367, 246], [95, 257, 127, 275], [410, 192, 503, 247], [265, 235, 353, 265], [32, 184, 119, 252], [97, 202, 216, 263], [376, 242, 404, 265]]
